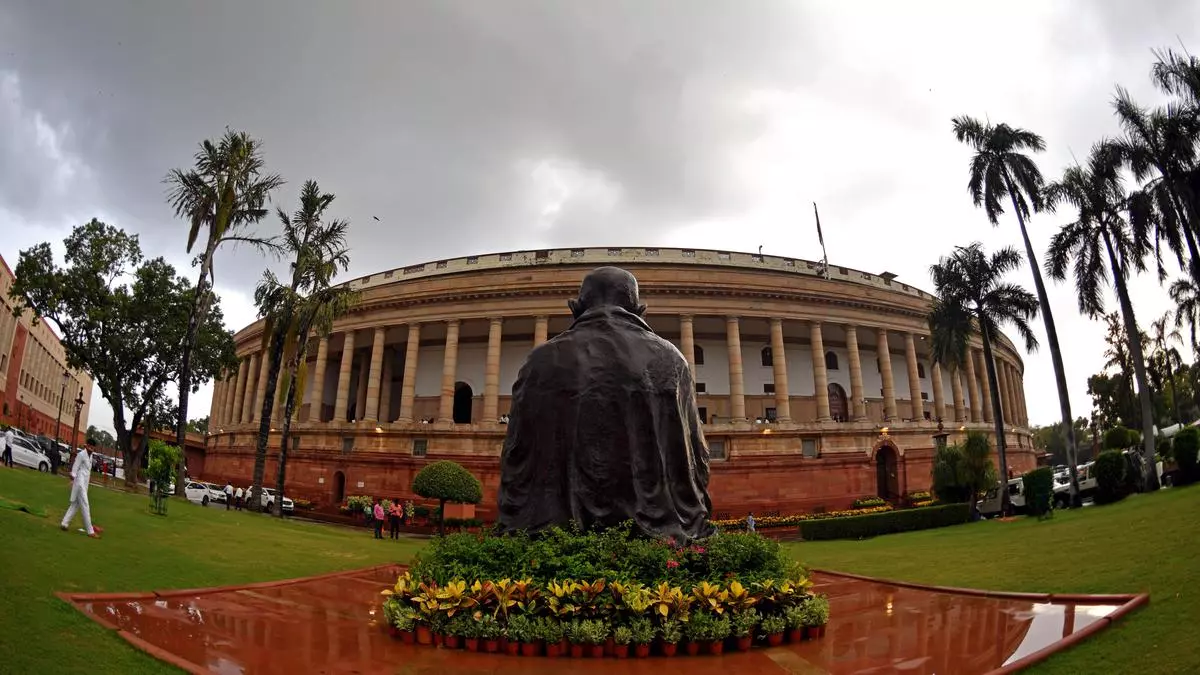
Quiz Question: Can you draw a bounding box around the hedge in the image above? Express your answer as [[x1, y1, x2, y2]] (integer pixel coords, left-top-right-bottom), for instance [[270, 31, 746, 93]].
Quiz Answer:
[[797, 503, 971, 541], [1022, 467, 1054, 519], [1174, 427, 1200, 485]]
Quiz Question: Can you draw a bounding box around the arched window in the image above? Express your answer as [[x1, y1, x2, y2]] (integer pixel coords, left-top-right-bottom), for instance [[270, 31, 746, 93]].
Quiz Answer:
[[761, 346, 773, 367], [825, 351, 839, 370], [694, 345, 705, 365], [917, 362, 926, 379]]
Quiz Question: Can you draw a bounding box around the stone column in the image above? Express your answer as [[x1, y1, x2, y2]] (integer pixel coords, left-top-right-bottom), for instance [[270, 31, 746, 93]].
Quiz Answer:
[[905, 333, 923, 421], [964, 348, 981, 423], [380, 349, 394, 423], [226, 366, 241, 424], [931, 362, 946, 422], [533, 315, 549, 347], [809, 321, 830, 421], [725, 316, 746, 422], [398, 323, 421, 423], [484, 318, 503, 422], [680, 315, 696, 375], [307, 337, 329, 422], [877, 328, 897, 421], [997, 362, 1012, 426], [1008, 363, 1023, 427], [951, 364, 966, 422], [769, 318, 791, 422], [1017, 368, 1028, 426], [221, 371, 236, 426], [233, 357, 250, 424], [354, 356, 369, 422], [252, 351, 269, 423], [438, 319, 461, 423], [845, 325, 867, 421], [211, 379, 225, 427], [976, 348, 994, 423], [334, 331, 356, 423], [364, 327, 386, 423]]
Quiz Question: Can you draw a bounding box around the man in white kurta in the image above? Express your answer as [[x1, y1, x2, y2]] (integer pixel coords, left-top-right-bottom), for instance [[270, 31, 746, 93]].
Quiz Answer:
[[61, 443, 98, 537]]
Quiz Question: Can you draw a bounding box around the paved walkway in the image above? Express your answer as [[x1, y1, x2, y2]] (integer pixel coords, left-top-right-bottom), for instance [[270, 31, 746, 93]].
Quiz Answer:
[[61, 565, 1145, 674]]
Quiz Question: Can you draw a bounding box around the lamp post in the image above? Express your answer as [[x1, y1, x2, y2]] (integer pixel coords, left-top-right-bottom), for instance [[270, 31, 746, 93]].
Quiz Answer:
[[55, 370, 70, 444], [70, 389, 86, 452]]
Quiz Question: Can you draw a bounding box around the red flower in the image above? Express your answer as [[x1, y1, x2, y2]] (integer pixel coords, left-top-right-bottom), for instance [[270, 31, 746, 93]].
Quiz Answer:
[[666, 560, 680, 569], [690, 545, 706, 554]]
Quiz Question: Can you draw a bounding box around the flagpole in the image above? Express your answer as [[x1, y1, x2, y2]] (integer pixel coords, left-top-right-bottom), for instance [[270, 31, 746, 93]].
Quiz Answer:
[[813, 202, 830, 280]]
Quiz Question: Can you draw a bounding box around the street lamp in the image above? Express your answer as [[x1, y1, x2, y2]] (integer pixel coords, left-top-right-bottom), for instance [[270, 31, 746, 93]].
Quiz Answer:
[[70, 389, 86, 452], [55, 370, 69, 444]]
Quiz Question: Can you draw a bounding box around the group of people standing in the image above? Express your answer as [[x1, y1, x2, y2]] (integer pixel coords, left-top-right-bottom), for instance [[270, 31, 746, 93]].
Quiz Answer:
[[370, 497, 412, 540], [221, 483, 257, 511]]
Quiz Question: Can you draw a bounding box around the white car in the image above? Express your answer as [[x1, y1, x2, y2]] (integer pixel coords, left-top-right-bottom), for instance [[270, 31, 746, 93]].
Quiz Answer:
[[261, 487, 294, 513], [7, 436, 51, 472], [184, 481, 225, 506]]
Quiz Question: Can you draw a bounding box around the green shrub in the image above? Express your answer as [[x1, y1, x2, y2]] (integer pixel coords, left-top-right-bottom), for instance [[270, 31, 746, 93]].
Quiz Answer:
[[1104, 426, 1134, 450], [931, 432, 996, 512], [798, 503, 970, 541], [1094, 450, 1128, 504], [851, 496, 886, 509], [1157, 434, 1173, 461], [412, 460, 482, 535], [146, 439, 180, 489], [1022, 467, 1054, 519], [1173, 427, 1200, 485]]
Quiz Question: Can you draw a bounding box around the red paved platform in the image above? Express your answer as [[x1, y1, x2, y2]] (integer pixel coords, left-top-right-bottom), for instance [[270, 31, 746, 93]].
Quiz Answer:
[[60, 565, 1146, 674]]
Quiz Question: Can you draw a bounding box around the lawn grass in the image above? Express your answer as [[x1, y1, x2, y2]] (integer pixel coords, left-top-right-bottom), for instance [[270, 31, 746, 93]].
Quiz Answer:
[[785, 485, 1200, 675], [0, 468, 422, 675]]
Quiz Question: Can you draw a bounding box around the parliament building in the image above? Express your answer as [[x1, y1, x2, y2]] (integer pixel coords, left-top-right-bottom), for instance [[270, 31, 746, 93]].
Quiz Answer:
[[203, 247, 1035, 519]]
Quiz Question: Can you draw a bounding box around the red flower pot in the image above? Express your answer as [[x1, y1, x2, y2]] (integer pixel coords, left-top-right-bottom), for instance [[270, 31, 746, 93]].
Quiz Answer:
[[605, 638, 615, 656], [546, 643, 561, 658], [520, 642, 541, 657], [736, 636, 752, 652], [557, 638, 569, 655], [416, 626, 433, 645], [589, 644, 605, 658], [464, 638, 479, 652], [707, 640, 724, 655], [400, 630, 416, 645], [484, 639, 500, 653], [818, 625, 827, 637], [614, 644, 629, 658], [387, 626, 400, 638], [634, 643, 651, 658], [685, 641, 701, 656], [767, 632, 784, 647], [504, 641, 521, 656], [787, 628, 802, 643], [570, 644, 585, 658], [433, 633, 444, 648], [444, 635, 461, 649], [804, 626, 819, 640], [661, 642, 678, 657]]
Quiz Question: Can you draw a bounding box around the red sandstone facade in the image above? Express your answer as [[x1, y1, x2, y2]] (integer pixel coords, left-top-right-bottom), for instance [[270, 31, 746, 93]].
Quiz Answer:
[[204, 247, 1035, 518], [0, 254, 93, 445]]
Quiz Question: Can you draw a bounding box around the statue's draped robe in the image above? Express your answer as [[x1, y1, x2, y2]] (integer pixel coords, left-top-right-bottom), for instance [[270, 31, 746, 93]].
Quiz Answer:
[[496, 306, 715, 541]]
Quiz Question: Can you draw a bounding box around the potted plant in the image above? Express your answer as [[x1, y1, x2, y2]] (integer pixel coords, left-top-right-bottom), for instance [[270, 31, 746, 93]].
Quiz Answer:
[[478, 615, 502, 653], [508, 614, 540, 657], [707, 614, 731, 655], [784, 604, 805, 643], [567, 620, 587, 658], [503, 615, 527, 656], [584, 620, 608, 658], [462, 614, 480, 652], [429, 613, 448, 648], [541, 618, 567, 657], [659, 619, 683, 657], [629, 617, 655, 658], [732, 608, 759, 651], [760, 614, 787, 647], [684, 612, 712, 656], [802, 595, 830, 640], [612, 625, 633, 658]]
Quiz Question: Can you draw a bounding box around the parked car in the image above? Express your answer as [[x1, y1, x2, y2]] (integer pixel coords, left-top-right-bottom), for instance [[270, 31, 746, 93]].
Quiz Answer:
[[8, 436, 51, 472], [261, 487, 294, 513], [183, 481, 226, 506], [1052, 462, 1097, 507], [200, 482, 229, 504], [977, 478, 1028, 518]]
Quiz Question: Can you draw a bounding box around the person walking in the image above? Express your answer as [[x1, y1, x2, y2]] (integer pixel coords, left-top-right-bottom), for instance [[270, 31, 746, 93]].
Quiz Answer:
[[234, 486, 244, 511], [746, 512, 756, 533], [224, 482, 234, 510], [388, 498, 403, 539], [61, 440, 99, 538], [1, 428, 13, 468], [372, 499, 385, 540]]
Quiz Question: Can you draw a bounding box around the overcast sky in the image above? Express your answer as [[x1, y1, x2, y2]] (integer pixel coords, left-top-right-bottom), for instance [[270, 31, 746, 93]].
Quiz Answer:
[[3, 0, 1199, 435]]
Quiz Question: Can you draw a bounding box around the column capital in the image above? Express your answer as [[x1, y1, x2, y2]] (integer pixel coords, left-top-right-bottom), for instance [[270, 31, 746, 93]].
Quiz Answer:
[[534, 314, 548, 321], [725, 315, 740, 324], [769, 317, 783, 327], [446, 318, 461, 328], [490, 317, 504, 327], [679, 313, 694, 322]]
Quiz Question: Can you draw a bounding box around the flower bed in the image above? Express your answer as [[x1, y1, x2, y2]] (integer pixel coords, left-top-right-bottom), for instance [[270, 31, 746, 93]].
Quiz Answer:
[[380, 525, 831, 657], [713, 505, 893, 531]]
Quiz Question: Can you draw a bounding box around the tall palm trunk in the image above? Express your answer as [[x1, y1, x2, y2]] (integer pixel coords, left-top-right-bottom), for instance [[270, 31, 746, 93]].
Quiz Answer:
[[274, 376, 299, 518], [251, 323, 287, 511], [979, 321, 1010, 514], [1163, 181, 1200, 284], [173, 241, 218, 494], [1006, 183, 1081, 506], [1169, 363, 1182, 425], [1102, 229, 1160, 490]]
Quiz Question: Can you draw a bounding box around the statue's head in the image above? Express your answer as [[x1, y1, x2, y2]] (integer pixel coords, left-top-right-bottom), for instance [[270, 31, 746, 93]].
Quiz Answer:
[[568, 266, 647, 319]]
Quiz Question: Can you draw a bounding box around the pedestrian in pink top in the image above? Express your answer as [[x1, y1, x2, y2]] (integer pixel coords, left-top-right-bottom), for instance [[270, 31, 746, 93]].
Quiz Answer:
[[372, 498, 385, 539]]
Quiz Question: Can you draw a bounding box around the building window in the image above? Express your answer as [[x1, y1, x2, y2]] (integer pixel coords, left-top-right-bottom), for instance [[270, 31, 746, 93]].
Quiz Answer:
[[751, 254, 763, 263], [761, 346, 773, 367], [402, 264, 425, 275], [921, 392, 929, 400], [763, 383, 775, 394], [783, 259, 795, 267], [341, 437, 354, 453], [709, 440, 727, 461], [717, 251, 731, 260], [466, 256, 479, 265], [682, 249, 696, 257], [801, 439, 819, 458], [917, 363, 926, 378], [499, 253, 512, 261], [607, 248, 622, 256], [383, 270, 394, 279], [645, 248, 660, 256], [694, 345, 705, 365], [825, 351, 839, 370], [436, 260, 448, 269], [765, 407, 777, 421], [412, 439, 428, 457], [696, 382, 707, 393], [535, 250, 550, 260], [697, 407, 708, 423], [291, 435, 301, 451], [570, 249, 585, 257], [838, 266, 848, 275]]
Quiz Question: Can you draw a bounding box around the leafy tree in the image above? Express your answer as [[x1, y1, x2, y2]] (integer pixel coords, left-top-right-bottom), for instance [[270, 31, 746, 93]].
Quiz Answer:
[[186, 416, 209, 435], [165, 129, 283, 494], [1088, 373, 1138, 432], [254, 180, 358, 517], [1094, 449, 1129, 504], [412, 461, 483, 536], [1148, 312, 1184, 425], [1030, 417, 1090, 467], [1170, 277, 1200, 352], [85, 425, 116, 449], [930, 431, 997, 520], [7, 220, 236, 487], [952, 115, 1082, 507], [928, 243, 1039, 515], [1045, 143, 1160, 490]]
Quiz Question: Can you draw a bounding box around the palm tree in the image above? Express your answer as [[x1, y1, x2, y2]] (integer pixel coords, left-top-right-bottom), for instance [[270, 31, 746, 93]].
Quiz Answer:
[[250, 181, 355, 513], [952, 116, 1082, 506], [1148, 312, 1184, 426], [1045, 143, 1160, 490], [1170, 277, 1200, 352], [165, 129, 283, 494], [928, 243, 1040, 516]]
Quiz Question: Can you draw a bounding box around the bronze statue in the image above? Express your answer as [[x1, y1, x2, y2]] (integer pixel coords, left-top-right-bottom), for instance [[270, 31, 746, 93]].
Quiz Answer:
[[496, 266, 716, 541]]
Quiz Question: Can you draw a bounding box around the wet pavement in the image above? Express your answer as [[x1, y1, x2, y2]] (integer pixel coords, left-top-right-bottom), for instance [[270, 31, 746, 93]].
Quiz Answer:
[[63, 565, 1143, 674]]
